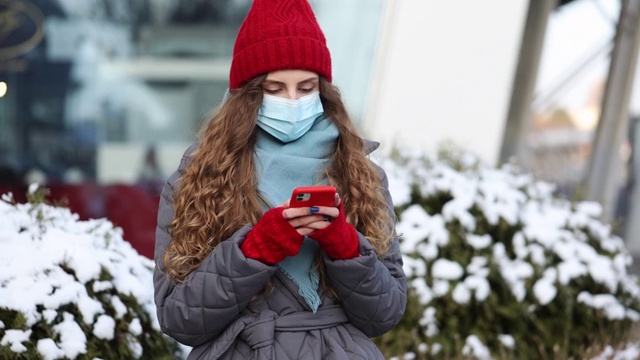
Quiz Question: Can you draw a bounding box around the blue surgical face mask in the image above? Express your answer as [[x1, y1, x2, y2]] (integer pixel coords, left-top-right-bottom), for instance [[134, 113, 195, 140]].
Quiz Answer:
[[257, 92, 324, 143]]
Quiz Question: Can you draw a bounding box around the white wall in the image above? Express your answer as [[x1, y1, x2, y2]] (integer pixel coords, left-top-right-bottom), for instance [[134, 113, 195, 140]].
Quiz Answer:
[[364, 0, 528, 164]]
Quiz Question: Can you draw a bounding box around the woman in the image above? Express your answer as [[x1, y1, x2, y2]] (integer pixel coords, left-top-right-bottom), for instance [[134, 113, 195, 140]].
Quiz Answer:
[[153, 0, 407, 359]]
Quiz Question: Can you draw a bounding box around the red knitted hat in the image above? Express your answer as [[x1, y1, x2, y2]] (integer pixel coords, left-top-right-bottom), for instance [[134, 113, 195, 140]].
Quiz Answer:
[[229, 0, 332, 89]]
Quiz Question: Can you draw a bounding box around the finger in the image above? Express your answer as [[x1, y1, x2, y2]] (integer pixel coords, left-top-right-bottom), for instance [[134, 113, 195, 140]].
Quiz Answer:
[[305, 220, 332, 231], [282, 207, 313, 219], [334, 193, 341, 207], [307, 206, 339, 219], [296, 227, 316, 236], [288, 214, 327, 228]]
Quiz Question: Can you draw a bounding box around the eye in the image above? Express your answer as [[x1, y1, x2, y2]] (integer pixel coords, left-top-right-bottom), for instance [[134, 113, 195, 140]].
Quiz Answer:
[[263, 87, 281, 94], [302, 80, 319, 92]]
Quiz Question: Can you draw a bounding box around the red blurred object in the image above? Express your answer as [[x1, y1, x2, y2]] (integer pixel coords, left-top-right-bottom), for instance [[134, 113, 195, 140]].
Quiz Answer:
[[0, 184, 159, 259], [104, 185, 159, 259]]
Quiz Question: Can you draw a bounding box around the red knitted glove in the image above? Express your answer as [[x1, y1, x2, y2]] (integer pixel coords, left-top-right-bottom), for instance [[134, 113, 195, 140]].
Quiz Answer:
[[241, 207, 304, 265], [309, 203, 359, 259]]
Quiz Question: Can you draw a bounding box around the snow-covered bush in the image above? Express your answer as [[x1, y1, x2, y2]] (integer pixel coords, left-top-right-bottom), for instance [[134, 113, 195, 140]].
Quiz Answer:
[[0, 186, 180, 359], [374, 146, 640, 359]]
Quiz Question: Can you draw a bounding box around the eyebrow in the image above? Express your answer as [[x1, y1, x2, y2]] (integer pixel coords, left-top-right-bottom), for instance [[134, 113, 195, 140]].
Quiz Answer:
[[262, 77, 319, 86]]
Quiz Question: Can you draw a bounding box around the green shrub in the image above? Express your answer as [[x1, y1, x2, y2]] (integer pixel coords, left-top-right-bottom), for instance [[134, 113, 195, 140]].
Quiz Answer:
[[374, 147, 640, 359], [0, 186, 181, 359]]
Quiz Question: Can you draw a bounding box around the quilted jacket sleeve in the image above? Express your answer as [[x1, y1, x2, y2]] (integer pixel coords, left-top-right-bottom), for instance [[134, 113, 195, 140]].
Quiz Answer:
[[153, 145, 277, 347], [324, 164, 407, 338]]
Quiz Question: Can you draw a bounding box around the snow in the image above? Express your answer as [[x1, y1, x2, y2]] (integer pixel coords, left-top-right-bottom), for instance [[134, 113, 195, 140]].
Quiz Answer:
[[613, 345, 640, 360], [466, 234, 492, 250], [442, 198, 476, 231], [374, 155, 412, 207], [0, 188, 159, 358], [462, 335, 491, 360], [411, 278, 433, 305], [557, 260, 588, 285], [128, 337, 143, 358], [54, 313, 87, 358], [397, 205, 448, 253], [1, 329, 31, 353], [528, 244, 547, 267], [497, 254, 534, 302], [451, 276, 491, 305], [78, 296, 105, 324], [403, 256, 426, 278], [593, 344, 640, 360], [588, 255, 619, 292], [452, 283, 471, 304], [464, 276, 491, 302], [37, 338, 66, 360], [467, 256, 489, 278], [577, 292, 629, 320], [431, 259, 464, 280], [533, 277, 557, 305], [129, 318, 143, 336], [498, 334, 515, 349], [419, 307, 439, 337], [430, 343, 442, 355], [111, 296, 128, 318], [397, 205, 435, 252], [93, 315, 116, 340], [432, 280, 450, 297], [392, 147, 640, 358]]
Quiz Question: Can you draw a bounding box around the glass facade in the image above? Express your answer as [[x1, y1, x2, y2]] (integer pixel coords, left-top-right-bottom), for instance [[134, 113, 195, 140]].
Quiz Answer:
[[1, 0, 251, 185], [0, 0, 384, 258]]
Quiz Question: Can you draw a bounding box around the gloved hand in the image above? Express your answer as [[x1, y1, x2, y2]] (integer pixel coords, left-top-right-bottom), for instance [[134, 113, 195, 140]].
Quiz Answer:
[[308, 203, 359, 259], [241, 207, 304, 265]]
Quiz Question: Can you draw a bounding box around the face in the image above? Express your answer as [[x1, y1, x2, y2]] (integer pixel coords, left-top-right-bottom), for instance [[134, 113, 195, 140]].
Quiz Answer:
[[262, 69, 320, 100]]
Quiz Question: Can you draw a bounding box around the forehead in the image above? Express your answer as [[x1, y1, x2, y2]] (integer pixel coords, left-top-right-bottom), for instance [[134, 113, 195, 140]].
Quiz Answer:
[[265, 69, 319, 83]]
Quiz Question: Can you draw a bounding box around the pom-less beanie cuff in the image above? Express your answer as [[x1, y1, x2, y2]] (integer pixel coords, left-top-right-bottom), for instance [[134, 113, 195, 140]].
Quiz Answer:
[[230, 37, 332, 89]]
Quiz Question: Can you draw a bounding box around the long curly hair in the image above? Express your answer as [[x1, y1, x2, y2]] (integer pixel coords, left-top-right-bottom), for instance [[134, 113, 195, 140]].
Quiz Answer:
[[163, 76, 395, 282]]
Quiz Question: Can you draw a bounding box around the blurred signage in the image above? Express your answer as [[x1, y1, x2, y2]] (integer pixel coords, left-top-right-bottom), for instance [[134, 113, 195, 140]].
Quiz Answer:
[[0, 0, 44, 60]]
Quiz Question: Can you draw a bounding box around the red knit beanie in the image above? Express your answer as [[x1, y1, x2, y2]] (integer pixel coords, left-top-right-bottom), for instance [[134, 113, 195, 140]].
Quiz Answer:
[[229, 0, 332, 89]]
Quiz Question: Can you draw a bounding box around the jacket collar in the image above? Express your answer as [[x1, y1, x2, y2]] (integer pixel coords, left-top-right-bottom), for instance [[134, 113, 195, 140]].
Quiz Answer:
[[363, 139, 380, 155]]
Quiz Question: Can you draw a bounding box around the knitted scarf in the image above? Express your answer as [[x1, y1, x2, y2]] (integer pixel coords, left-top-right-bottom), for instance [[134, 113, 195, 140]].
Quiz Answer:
[[254, 115, 339, 312]]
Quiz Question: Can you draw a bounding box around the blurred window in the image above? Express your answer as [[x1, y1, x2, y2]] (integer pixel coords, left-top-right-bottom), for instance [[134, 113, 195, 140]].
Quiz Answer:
[[0, 0, 253, 186]]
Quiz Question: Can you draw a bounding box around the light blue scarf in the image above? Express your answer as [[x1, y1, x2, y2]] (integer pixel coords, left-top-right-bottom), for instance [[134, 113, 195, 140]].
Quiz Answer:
[[254, 114, 339, 312]]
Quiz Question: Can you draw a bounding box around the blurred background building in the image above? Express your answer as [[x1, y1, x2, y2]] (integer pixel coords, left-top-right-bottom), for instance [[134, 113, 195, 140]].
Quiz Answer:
[[1, 0, 639, 259]]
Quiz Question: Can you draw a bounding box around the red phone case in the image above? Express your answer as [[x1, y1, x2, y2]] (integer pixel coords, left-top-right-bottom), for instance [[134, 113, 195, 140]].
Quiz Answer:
[[290, 186, 336, 208]]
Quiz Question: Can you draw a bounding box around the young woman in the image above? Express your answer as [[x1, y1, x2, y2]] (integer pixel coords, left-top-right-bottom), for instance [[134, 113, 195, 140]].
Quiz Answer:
[[153, 0, 407, 359]]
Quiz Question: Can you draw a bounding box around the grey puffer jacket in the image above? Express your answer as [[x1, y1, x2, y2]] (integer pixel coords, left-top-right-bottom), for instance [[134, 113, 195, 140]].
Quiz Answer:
[[154, 141, 407, 360]]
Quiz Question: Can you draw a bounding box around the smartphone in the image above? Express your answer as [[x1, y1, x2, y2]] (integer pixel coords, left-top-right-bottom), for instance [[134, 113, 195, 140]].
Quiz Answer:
[[289, 185, 337, 208]]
